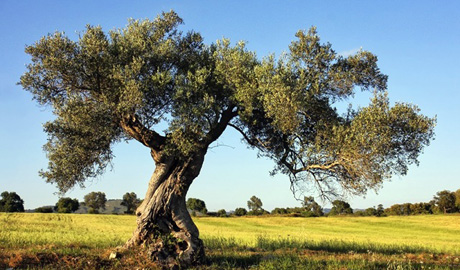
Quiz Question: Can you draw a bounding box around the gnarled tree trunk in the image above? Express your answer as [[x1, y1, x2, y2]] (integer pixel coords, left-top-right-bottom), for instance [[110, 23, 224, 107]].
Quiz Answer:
[[124, 149, 207, 268]]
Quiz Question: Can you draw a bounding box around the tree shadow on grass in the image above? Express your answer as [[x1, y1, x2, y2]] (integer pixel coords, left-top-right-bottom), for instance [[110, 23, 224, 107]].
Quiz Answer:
[[254, 236, 432, 255], [203, 253, 263, 269], [203, 236, 432, 256], [203, 253, 456, 270]]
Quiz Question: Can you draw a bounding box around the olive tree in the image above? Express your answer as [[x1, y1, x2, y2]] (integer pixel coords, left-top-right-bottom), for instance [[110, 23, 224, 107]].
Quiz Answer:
[[329, 200, 353, 216], [247, 195, 264, 215], [302, 196, 323, 217], [84, 192, 107, 214], [0, 191, 25, 212], [121, 192, 141, 214], [186, 198, 207, 214], [55, 197, 79, 213], [234, 207, 247, 216], [455, 189, 460, 211], [216, 209, 227, 217], [20, 11, 435, 267], [433, 190, 457, 214]]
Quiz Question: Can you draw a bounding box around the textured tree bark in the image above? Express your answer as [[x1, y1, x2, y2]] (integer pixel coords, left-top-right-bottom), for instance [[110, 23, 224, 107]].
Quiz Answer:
[[124, 149, 206, 268]]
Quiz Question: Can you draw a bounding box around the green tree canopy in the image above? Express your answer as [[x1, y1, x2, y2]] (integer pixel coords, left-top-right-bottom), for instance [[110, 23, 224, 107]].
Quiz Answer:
[[376, 204, 385, 217], [302, 196, 324, 217], [455, 189, 460, 211], [385, 203, 413, 216], [55, 197, 79, 213], [19, 10, 436, 267], [84, 191, 107, 214], [433, 190, 457, 214], [35, 206, 54, 213], [247, 195, 264, 214], [329, 200, 353, 216], [234, 207, 247, 216], [364, 207, 377, 216], [186, 198, 207, 214], [0, 191, 25, 212], [409, 202, 433, 215], [271, 208, 287, 215], [216, 209, 227, 217], [121, 192, 141, 214], [19, 11, 435, 199]]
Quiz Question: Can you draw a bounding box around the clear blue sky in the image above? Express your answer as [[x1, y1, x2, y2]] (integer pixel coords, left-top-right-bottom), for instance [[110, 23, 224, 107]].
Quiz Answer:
[[1, 1, 459, 211]]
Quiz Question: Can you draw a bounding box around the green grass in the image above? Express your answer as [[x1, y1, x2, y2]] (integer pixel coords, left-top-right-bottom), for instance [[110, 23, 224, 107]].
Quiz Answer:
[[1, 213, 460, 269], [196, 215, 460, 254], [0, 213, 133, 250]]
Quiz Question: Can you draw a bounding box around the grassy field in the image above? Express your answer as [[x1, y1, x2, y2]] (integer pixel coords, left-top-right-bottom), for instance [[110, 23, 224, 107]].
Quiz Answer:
[[1, 213, 459, 269]]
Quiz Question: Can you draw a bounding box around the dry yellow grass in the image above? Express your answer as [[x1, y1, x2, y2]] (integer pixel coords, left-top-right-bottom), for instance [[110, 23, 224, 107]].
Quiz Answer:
[[1, 213, 460, 269]]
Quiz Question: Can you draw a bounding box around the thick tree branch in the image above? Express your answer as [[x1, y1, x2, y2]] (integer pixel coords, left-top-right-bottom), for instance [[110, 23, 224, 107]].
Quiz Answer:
[[295, 162, 341, 174], [203, 106, 238, 146], [120, 114, 166, 153]]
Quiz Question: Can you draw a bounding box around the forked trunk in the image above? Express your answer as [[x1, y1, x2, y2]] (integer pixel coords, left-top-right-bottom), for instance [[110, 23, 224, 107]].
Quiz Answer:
[[124, 149, 206, 268]]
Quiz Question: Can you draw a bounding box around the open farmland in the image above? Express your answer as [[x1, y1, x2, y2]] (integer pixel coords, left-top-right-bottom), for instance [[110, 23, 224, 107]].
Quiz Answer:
[[1, 213, 459, 269]]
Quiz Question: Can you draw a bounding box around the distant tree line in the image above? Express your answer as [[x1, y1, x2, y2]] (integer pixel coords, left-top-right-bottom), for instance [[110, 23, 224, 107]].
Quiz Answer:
[[3, 188, 460, 217], [186, 188, 460, 218], [271, 196, 324, 217], [384, 189, 460, 216], [0, 190, 142, 215]]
